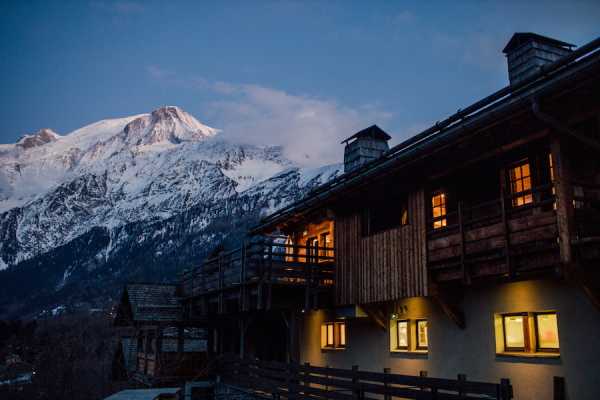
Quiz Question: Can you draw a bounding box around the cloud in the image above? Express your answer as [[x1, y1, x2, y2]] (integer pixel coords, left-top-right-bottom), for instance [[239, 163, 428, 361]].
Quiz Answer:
[[145, 68, 393, 166], [204, 83, 392, 166]]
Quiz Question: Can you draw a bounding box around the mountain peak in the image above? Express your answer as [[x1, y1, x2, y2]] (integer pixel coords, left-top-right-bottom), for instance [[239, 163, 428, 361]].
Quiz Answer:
[[16, 128, 61, 149], [123, 106, 219, 145]]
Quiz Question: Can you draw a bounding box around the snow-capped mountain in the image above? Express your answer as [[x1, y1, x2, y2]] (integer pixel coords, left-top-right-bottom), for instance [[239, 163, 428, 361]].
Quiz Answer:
[[0, 106, 341, 316]]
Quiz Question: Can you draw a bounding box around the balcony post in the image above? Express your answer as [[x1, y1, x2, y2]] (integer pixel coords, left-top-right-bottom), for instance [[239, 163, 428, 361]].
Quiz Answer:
[[551, 137, 575, 273]]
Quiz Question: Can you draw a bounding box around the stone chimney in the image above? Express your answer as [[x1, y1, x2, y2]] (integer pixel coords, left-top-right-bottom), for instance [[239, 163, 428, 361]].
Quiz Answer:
[[503, 32, 575, 86], [342, 125, 391, 173]]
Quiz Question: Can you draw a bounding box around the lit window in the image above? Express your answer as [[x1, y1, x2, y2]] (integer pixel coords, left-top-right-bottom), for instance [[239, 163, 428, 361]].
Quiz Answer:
[[321, 322, 346, 349], [509, 160, 533, 207], [416, 320, 428, 350], [319, 232, 333, 259], [535, 313, 559, 352], [397, 320, 409, 350], [431, 192, 447, 229], [573, 186, 585, 209], [503, 314, 527, 352], [336, 322, 346, 348]]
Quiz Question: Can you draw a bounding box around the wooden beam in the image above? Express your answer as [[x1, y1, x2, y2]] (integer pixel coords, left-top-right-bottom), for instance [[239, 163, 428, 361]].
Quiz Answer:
[[362, 304, 388, 331], [431, 285, 466, 329]]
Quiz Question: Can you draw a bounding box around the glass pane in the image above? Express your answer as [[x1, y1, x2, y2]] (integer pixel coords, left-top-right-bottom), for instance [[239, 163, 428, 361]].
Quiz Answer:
[[327, 324, 334, 346], [522, 163, 530, 177], [417, 320, 428, 348], [432, 195, 440, 207], [523, 176, 532, 190], [397, 321, 408, 348], [433, 207, 441, 218], [338, 323, 346, 346], [504, 315, 525, 349], [536, 314, 559, 350]]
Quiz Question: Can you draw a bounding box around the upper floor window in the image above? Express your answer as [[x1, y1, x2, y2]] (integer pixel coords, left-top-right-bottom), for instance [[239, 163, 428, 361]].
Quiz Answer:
[[362, 196, 408, 236], [509, 160, 533, 207], [431, 191, 447, 229], [319, 232, 333, 259]]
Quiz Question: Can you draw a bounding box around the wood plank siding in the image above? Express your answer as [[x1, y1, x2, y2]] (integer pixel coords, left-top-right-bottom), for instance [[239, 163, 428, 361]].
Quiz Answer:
[[335, 190, 428, 305]]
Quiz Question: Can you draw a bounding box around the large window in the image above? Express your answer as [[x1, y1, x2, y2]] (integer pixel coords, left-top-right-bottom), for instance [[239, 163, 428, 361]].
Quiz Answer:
[[509, 160, 533, 207], [321, 321, 346, 350], [495, 311, 560, 355], [431, 191, 447, 229], [362, 196, 408, 236], [389, 318, 428, 353]]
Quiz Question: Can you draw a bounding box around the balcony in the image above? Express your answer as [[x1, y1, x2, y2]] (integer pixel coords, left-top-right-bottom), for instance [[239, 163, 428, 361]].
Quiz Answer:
[[427, 184, 560, 283], [182, 236, 335, 314]]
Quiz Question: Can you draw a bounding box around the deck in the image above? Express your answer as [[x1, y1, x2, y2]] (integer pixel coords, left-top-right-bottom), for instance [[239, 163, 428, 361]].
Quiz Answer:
[[182, 237, 335, 314]]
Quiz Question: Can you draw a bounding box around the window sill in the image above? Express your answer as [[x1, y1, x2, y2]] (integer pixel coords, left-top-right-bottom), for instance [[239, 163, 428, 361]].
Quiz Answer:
[[321, 347, 346, 352], [496, 352, 560, 359], [390, 349, 428, 354]]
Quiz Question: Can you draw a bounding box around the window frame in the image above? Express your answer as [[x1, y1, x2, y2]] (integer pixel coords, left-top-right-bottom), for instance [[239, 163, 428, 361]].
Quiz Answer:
[[534, 312, 560, 353], [502, 312, 529, 352], [508, 159, 533, 208], [321, 321, 346, 350], [396, 319, 410, 350], [415, 319, 429, 351], [431, 191, 447, 230]]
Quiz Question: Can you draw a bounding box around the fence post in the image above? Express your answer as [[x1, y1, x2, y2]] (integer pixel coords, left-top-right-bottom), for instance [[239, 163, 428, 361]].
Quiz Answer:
[[553, 376, 565, 400], [383, 368, 391, 400], [457, 374, 466, 399], [352, 365, 362, 399], [499, 378, 511, 400], [418, 370, 428, 396], [303, 362, 311, 390]]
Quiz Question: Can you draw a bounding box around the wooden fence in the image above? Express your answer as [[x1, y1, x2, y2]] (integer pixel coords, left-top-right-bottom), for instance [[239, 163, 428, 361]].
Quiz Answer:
[[217, 355, 513, 400]]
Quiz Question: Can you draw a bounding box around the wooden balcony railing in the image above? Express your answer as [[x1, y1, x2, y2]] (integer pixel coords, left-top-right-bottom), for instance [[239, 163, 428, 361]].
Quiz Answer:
[[181, 237, 335, 301], [427, 184, 559, 282], [217, 354, 513, 400]]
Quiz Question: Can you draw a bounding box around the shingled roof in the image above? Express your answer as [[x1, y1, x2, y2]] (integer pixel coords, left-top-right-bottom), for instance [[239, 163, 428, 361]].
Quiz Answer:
[[114, 283, 182, 325]]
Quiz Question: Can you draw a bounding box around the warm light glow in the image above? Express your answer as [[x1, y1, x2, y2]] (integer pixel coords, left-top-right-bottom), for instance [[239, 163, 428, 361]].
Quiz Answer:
[[431, 192, 447, 229], [509, 160, 533, 207], [536, 313, 559, 350], [397, 320, 409, 349], [337, 322, 346, 347], [417, 320, 428, 349], [327, 323, 334, 346], [503, 315, 526, 350]]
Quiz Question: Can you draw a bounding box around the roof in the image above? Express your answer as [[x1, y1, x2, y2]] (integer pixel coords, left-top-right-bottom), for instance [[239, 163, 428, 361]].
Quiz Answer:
[[103, 388, 181, 400], [116, 283, 182, 324], [341, 124, 391, 144], [252, 35, 600, 233], [503, 32, 575, 54]]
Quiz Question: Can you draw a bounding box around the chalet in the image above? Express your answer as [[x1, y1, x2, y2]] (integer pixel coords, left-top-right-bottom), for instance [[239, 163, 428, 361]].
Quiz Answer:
[[113, 283, 208, 386], [116, 32, 600, 400]]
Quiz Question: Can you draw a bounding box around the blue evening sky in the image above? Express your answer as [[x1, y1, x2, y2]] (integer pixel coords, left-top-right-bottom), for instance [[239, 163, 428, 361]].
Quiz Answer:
[[1, 1, 599, 164]]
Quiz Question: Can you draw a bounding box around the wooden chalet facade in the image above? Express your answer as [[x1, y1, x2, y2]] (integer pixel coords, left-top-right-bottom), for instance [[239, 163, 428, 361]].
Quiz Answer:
[[113, 283, 208, 385], [114, 32, 600, 400]]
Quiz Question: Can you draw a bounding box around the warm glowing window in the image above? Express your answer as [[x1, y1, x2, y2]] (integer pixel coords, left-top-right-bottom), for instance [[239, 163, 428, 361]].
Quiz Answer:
[[503, 314, 527, 352], [431, 192, 447, 229], [401, 206, 409, 226], [416, 320, 428, 350], [397, 320, 409, 349], [535, 313, 559, 352], [321, 322, 346, 349], [336, 322, 346, 347], [509, 160, 533, 207], [319, 232, 332, 259]]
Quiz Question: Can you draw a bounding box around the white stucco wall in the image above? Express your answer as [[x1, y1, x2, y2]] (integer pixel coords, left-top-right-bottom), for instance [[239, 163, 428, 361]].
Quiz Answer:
[[299, 279, 600, 400]]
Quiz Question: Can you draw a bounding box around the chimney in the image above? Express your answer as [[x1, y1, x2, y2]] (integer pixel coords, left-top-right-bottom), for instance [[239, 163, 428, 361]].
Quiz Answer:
[[342, 125, 391, 173], [503, 32, 575, 86]]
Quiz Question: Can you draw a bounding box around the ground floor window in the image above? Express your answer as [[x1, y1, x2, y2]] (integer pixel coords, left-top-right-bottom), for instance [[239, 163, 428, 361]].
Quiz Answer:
[[389, 318, 428, 353], [495, 311, 560, 356], [321, 321, 346, 350]]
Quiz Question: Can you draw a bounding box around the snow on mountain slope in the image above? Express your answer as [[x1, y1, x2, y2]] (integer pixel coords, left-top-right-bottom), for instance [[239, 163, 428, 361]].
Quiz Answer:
[[0, 106, 342, 271]]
